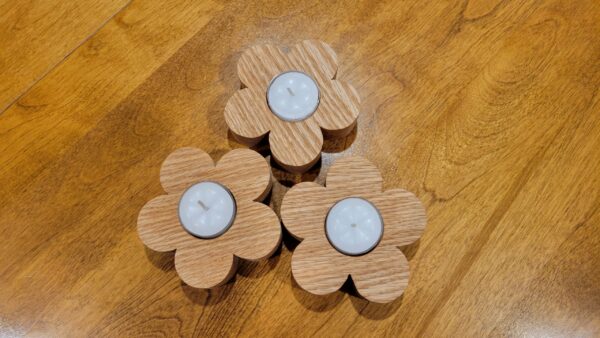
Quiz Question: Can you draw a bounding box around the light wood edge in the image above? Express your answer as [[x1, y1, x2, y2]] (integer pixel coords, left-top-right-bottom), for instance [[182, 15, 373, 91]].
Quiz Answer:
[[270, 144, 322, 174], [175, 249, 239, 289]]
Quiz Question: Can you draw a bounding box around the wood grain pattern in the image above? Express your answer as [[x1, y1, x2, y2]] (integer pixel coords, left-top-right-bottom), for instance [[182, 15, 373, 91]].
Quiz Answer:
[[225, 40, 360, 173], [0, 0, 130, 111], [1, 0, 599, 336], [138, 148, 281, 288], [280, 156, 426, 303], [0, 0, 223, 200]]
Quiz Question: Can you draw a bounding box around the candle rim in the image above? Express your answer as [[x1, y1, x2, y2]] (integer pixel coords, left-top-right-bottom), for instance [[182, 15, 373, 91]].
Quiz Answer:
[[324, 196, 384, 256], [266, 70, 321, 122], [177, 180, 238, 239]]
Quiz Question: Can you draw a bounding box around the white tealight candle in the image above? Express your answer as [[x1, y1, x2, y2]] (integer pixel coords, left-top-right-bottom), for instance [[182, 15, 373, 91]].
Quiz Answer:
[[178, 181, 236, 239], [325, 197, 383, 256], [267, 71, 320, 121]]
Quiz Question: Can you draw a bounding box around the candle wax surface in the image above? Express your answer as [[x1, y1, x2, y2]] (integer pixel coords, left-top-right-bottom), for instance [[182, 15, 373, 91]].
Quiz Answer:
[[178, 181, 236, 238], [325, 197, 384, 256], [267, 71, 320, 121]]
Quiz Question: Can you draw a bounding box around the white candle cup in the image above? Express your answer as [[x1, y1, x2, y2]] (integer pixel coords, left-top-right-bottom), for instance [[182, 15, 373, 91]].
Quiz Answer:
[[325, 197, 384, 256], [266, 71, 320, 121], [178, 181, 236, 239]]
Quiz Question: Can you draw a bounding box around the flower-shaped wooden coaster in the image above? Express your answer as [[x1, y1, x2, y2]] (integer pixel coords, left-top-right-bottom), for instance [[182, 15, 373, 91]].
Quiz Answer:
[[225, 40, 360, 173], [281, 157, 426, 303], [138, 148, 281, 288]]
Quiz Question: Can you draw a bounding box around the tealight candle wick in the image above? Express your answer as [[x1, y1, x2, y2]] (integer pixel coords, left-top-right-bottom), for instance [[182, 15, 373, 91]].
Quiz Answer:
[[286, 87, 295, 96], [197, 200, 209, 211]]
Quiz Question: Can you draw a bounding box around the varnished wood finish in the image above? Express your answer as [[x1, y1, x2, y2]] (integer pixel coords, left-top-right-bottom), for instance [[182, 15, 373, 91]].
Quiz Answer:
[[138, 147, 280, 288], [225, 40, 360, 173], [1, 0, 599, 336], [281, 156, 426, 303], [0, 0, 130, 111]]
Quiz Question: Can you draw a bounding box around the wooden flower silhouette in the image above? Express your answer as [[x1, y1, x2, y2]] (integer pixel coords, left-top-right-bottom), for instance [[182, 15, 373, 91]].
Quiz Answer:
[[225, 40, 360, 173], [138, 148, 281, 288], [281, 157, 426, 303]]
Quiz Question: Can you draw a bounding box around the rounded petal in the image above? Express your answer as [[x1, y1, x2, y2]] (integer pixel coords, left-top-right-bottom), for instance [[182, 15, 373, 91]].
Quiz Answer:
[[291, 238, 350, 296], [313, 80, 360, 137], [288, 40, 338, 82], [326, 156, 383, 195], [160, 148, 214, 194], [372, 189, 427, 247], [211, 148, 272, 202], [281, 182, 337, 240], [224, 202, 281, 260], [137, 194, 193, 252], [269, 119, 323, 173], [224, 88, 275, 145], [175, 243, 238, 288], [237, 44, 288, 90], [352, 246, 409, 303]]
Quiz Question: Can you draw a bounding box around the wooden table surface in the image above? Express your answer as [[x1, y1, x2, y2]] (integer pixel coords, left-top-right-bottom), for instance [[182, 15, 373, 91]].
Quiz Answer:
[[1, 0, 599, 337]]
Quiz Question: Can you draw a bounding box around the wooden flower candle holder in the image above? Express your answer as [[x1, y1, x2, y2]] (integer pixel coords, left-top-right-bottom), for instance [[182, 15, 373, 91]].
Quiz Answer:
[[137, 148, 281, 288], [280, 157, 427, 303], [225, 40, 361, 173]]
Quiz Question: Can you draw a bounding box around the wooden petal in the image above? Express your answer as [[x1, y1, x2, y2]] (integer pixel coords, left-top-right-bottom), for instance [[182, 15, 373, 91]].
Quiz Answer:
[[291, 238, 350, 296], [237, 43, 288, 90], [224, 88, 275, 146], [373, 189, 427, 247], [326, 156, 383, 195], [288, 40, 338, 82], [225, 202, 281, 260], [137, 194, 192, 252], [160, 147, 214, 194], [211, 148, 272, 202], [269, 119, 323, 173], [313, 80, 360, 137], [280, 182, 335, 240], [352, 246, 409, 303], [175, 243, 238, 289]]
